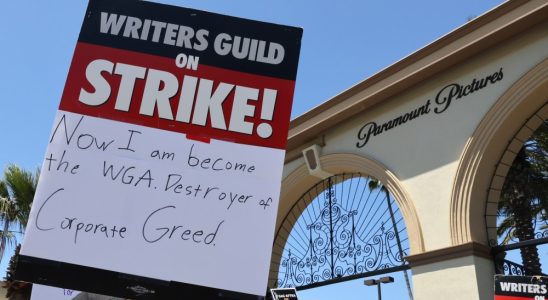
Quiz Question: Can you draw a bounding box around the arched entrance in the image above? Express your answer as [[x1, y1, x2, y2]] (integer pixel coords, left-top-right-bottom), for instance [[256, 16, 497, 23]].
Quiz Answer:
[[450, 59, 548, 245], [267, 153, 422, 299], [449, 59, 547, 289], [273, 173, 412, 293], [486, 107, 547, 276]]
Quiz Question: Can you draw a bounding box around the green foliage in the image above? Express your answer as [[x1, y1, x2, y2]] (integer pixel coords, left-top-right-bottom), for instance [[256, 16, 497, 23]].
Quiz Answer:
[[0, 165, 39, 229], [0, 165, 39, 300], [368, 178, 386, 192], [497, 120, 547, 274], [0, 165, 39, 264]]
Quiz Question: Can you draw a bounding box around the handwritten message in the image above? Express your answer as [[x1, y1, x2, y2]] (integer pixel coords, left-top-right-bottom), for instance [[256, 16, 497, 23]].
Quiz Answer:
[[22, 111, 284, 296]]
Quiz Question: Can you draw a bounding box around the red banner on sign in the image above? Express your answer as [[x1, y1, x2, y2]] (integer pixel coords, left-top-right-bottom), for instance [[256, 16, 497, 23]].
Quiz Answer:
[[60, 42, 295, 149]]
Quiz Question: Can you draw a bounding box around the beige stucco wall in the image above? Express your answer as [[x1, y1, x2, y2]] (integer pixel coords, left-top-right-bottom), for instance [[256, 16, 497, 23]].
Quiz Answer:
[[411, 255, 495, 299], [282, 21, 548, 253]]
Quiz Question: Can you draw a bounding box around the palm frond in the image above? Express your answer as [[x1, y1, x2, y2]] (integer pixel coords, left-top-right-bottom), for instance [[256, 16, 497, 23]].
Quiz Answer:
[[0, 182, 8, 199], [0, 164, 39, 265], [368, 178, 387, 192], [3, 165, 38, 229]]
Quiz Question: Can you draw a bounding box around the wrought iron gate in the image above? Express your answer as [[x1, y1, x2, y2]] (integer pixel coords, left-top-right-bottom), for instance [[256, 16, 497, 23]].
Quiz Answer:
[[272, 173, 412, 297]]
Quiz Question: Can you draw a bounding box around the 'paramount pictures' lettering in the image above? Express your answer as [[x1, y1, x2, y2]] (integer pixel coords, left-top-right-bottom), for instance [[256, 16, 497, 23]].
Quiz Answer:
[[356, 68, 503, 148]]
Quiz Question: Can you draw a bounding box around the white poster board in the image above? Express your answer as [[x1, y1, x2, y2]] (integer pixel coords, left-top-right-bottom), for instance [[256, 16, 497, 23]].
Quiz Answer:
[[31, 284, 80, 300], [19, 0, 302, 297]]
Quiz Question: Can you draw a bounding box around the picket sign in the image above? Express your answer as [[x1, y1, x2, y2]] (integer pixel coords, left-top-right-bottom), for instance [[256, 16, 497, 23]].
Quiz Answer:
[[17, 0, 302, 298]]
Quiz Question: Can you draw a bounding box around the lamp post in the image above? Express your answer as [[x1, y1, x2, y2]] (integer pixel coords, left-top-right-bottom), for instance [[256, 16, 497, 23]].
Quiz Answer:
[[364, 276, 394, 300]]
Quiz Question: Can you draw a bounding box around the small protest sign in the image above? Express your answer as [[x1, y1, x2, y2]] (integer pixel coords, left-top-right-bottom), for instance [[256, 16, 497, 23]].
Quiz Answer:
[[494, 275, 547, 300], [271, 288, 299, 300]]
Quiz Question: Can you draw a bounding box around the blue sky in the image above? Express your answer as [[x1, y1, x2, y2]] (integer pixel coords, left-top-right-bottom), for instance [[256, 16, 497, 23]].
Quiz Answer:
[[1, 0, 505, 299]]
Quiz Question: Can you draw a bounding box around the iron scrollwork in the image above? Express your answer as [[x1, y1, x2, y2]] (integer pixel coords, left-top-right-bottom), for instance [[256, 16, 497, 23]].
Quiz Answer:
[[495, 258, 548, 276], [278, 177, 408, 288]]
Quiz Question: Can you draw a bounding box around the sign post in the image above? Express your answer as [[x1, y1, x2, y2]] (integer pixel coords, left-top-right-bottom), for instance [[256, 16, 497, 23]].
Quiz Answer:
[[16, 0, 302, 299]]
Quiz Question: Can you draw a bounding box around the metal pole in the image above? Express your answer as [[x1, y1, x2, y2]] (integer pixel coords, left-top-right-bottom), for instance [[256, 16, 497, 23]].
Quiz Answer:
[[328, 177, 335, 279], [377, 283, 382, 300], [384, 188, 414, 300]]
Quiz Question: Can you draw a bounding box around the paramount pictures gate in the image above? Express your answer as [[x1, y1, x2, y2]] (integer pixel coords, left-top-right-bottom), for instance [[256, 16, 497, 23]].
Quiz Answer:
[[266, 1, 548, 299], [270, 173, 414, 298]]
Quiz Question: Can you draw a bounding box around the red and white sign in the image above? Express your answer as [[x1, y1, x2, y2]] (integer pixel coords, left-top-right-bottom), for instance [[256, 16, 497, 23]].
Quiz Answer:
[[20, 0, 302, 297], [495, 275, 548, 300]]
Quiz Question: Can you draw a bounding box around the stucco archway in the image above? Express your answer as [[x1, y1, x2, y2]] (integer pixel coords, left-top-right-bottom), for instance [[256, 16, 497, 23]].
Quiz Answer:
[[268, 152, 424, 287], [450, 59, 548, 246]]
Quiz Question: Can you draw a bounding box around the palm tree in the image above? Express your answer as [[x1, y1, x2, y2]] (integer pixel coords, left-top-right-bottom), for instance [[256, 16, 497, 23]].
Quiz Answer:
[[0, 165, 39, 264], [497, 121, 548, 275]]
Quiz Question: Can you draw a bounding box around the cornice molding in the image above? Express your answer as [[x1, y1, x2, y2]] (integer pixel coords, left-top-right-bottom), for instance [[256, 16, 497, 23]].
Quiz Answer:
[[287, 0, 548, 154], [406, 242, 492, 267]]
